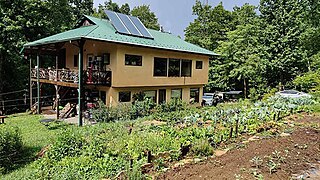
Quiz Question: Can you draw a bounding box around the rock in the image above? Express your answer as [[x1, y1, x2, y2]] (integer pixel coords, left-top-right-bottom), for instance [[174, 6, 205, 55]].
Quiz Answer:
[[194, 158, 202, 163], [280, 132, 291, 137], [248, 136, 260, 141], [214, 149, 228, 157]]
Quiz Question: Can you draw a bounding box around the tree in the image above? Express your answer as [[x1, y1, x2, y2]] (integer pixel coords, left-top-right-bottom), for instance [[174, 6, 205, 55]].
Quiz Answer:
[[212, 4, 268, 97], [259, 0, 309, 87], [185, 1, 235, 51], [131, 5, 160, 30], [120, 3, 130, 15]]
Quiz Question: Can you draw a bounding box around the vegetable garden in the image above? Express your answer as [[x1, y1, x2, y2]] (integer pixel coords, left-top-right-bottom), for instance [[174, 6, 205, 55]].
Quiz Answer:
[[24, 96, 318, 179]]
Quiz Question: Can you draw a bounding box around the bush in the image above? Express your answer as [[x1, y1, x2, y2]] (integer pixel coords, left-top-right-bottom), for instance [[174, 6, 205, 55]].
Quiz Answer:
[[0, 126, 23, 174]]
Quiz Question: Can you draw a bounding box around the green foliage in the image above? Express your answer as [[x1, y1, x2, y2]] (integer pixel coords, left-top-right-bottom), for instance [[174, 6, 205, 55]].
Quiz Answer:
[[293, 70, 320, 92], [0, 126, 22, 174], [131, 5, 160, 30]]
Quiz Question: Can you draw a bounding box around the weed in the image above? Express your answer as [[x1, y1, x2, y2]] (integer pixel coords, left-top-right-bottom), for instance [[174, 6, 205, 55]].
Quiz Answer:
[[250, 156, 263, 168]]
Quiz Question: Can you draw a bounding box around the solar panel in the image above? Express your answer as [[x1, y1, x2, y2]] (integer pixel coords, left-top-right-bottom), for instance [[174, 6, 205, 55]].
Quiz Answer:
[[117, 13, 142, 36], [105, 10, 130, 34], [105, 10, 154, 39], [129, 16, 154, 39]]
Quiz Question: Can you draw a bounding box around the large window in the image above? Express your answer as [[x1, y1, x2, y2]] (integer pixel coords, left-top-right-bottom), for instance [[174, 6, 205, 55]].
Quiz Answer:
[[168, 58, 180, 77], [190, 88, 200, 103], [181, 59, 192, 77], [196, 61, 203, 69], [144, 90, 157, 103], [125, 54, 142, 66], [154, 57, 167, 76], [171, 89, 182, 100], [119, 91, 131, 102]]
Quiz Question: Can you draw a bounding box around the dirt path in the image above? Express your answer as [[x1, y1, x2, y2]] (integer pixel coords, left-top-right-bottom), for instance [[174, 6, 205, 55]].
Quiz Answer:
[[158, 116, 320, 180]]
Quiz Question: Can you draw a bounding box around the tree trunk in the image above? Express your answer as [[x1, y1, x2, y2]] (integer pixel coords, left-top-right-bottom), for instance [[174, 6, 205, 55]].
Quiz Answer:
[[243, 78, 247, 98]]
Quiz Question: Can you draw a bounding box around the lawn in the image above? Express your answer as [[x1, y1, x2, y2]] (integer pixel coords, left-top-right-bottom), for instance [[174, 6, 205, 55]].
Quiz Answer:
[[0, 113, 72, 180]]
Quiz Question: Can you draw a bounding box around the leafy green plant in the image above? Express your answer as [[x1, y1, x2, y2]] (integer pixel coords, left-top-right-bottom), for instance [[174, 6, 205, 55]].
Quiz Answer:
[[0, 126, 23, 174]]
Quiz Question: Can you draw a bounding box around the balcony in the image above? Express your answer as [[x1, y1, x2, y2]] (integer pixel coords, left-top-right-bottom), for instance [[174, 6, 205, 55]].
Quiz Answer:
[[31, 68, 111, 86]]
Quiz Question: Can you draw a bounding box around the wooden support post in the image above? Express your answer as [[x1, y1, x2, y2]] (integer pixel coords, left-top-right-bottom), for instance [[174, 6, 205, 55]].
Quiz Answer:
[[29, 55, 33, 110], [37, 53, 41, 114], [78, 39, 85, 126], [56, 85, 60, 120]]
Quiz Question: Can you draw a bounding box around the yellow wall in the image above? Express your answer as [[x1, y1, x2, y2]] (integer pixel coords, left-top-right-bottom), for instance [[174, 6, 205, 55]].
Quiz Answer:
[[62, 40, 209, 106]]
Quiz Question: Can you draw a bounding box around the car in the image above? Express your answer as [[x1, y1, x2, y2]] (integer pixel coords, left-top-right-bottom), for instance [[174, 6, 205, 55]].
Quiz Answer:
[[202, 93, 223, 106], [275, 90, 312, 98]]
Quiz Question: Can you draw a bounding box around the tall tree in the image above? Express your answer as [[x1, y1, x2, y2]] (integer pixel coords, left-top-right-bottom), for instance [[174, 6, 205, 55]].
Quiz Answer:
[[131, 5, 160, 30], [259, 0, 309, 87], [185, 1, 235, 51]]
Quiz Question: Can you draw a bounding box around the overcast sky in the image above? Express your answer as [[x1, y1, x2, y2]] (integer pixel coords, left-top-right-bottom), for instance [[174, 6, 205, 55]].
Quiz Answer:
[[93, 0, 260, 38]]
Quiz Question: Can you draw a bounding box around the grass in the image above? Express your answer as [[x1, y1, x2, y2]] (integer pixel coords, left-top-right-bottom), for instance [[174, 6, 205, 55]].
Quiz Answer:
[[0, 113, 72, 179]]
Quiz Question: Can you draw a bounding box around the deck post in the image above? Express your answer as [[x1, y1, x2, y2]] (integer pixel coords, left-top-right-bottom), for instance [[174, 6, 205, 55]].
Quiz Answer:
[[29, 55, 33, 110], [37, 53, 41, 114], [55, 55, 59, 119], [78, 39, 85, 126]]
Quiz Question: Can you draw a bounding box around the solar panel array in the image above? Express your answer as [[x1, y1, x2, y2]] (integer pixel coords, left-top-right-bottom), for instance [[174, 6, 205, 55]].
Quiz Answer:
[[105, 10, 154, 39]]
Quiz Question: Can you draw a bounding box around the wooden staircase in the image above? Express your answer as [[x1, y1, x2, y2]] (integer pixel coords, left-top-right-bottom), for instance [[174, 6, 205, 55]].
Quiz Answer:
[[59, 103, 76, 119]]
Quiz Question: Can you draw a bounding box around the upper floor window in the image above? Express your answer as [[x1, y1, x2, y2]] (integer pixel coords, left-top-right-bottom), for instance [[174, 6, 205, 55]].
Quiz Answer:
[[196, 61, 203, 69], [125, 54, 142, 66], [181, 59, 192, 77], [168, 58, 180, 77], [154, 57, 167, 76]]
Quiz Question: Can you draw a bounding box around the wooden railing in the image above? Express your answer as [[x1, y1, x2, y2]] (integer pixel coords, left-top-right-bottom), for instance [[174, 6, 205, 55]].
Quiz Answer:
[[31, 68, 111, 86]]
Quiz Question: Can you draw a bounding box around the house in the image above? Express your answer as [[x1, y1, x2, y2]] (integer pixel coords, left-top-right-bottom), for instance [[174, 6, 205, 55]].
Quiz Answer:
[[23, 11, 216, 124]]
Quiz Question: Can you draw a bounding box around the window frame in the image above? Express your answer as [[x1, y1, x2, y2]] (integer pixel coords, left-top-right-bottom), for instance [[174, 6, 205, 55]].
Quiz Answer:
[[196, 61, 203, 69], [181, 59, 192, 77], [73, 55, 78, 67], [153, 57, 168, 77], [125, 54, 142, 66], [190, 88, 200, 103], [171, 88, 182, 100], [144, 90, 157, 103], [118, 91, 131, 102], [168, 58, 181, 77]]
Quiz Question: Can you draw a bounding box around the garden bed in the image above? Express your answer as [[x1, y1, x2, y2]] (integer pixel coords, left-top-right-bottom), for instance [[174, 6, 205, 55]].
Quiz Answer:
[[157, 115, 320, 180]]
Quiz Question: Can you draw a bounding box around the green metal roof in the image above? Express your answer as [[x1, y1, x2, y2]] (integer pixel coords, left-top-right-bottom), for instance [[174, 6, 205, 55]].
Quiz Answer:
[[24, 15, 217, 56]]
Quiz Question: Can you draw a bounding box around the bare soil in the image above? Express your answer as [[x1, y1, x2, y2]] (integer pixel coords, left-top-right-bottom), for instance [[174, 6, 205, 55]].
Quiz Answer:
[[157, 115, 320, 180]]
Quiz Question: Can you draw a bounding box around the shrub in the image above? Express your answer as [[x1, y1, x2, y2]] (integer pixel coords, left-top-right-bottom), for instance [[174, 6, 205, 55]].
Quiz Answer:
[[0, 126, 23, 174], [190, 139, 213, 157]]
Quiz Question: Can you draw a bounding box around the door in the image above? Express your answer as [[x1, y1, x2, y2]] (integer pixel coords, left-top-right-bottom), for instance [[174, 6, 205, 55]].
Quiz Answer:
[[58, 48, 66, 69], [158, 89, 166, 104]]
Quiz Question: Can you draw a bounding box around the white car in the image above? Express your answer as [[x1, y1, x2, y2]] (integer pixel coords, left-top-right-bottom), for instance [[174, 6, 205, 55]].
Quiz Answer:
[[275, 90, 311, 98]]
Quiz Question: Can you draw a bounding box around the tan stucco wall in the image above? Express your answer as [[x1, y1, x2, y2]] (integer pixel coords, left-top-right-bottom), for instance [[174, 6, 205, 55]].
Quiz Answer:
[[114, 44, 209, 87], [62, 40, 209, 106]]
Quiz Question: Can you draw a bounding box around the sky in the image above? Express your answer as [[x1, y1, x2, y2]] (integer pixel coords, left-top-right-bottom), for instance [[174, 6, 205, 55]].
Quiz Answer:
[[93, 0, 260, 38]]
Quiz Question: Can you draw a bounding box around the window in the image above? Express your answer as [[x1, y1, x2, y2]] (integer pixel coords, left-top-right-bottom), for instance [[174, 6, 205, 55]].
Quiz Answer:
[[168, 58, 180, 77], [158, 89, 166, 104], [144, 90, 157, 103], [190, 88, 200, 103], [171, 89, 182, 100], [119, 91, 131, 102], [154, 57, 167, 76], [125, 54, 142, 66], [181, 59, 192, 77], [103, 53, 110, 65], [74, 55, 78, 67], [196, 61, 203, 69], [87, 54, 94, 68]]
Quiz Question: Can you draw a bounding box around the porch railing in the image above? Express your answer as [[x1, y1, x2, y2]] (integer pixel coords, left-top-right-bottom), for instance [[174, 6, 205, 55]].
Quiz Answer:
[[31, 68, 111, 86]]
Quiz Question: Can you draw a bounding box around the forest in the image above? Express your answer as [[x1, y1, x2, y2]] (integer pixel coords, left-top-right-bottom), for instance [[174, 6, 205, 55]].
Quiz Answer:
[[0, 0, 319, 102]]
